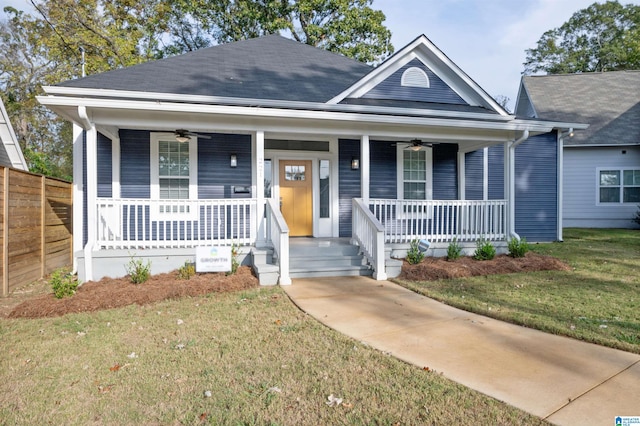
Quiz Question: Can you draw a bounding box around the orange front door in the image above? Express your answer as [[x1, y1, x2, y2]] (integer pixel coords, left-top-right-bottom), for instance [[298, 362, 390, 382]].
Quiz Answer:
[[279, 160, 313, 236]]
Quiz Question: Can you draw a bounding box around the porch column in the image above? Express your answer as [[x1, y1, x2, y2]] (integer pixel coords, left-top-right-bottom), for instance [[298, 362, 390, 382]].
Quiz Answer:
[[253, 130, 266, 247], [72, 123, 84, 273], [360, 135, 370, 202], [84, 120, 98, 281], [457, 151, 466, 200]]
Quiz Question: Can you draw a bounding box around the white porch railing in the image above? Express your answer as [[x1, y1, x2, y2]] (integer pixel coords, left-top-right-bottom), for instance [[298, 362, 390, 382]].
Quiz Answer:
[[368, 199, 507, 243], [265, 198, 291, 285], [352, 198, 387, 280], [95, 198, 258, 249]]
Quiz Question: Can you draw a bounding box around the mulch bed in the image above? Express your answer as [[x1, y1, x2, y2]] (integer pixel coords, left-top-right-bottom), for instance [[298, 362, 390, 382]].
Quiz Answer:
[[399, 252, 571, 282], [8, 266, 259, 319]]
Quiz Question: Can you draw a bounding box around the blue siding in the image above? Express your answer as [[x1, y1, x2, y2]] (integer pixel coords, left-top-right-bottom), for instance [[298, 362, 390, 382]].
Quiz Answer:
[[97, 132, 112, 198], [370, 140, 396, 199], [465, 150, 483, 200], [362, 59, 466, 105], [515, 132, 558, 242], [339, 139, 361, 237], [198, 133, 252, 199], [488, 145, 504, 199], [120, 129, 150, 198], [433, 144, 458, 200]]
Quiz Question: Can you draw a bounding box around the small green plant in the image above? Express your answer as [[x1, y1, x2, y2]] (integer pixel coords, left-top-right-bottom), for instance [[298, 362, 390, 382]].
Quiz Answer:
[[178, 261, 196, 280], [406, 239, 425, 265], [446, 238, 462, 261], [227, 243, 240, 275], [633, 204, 640, 226], [473, 236, 496, 261], [50, 268, 78, 299], [508, 237, 529, 258], [125, 254, 151, 284]]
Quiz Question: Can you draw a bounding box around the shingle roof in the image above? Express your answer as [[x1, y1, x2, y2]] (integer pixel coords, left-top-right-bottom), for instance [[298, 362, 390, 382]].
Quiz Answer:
[[522, 71, 640, 146], [58, 34, 373, 103]]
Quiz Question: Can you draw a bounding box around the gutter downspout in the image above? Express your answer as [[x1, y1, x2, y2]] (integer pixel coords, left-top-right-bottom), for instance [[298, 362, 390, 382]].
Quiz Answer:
[[507, 130, 529, 241], [78, 106, 95, 281]]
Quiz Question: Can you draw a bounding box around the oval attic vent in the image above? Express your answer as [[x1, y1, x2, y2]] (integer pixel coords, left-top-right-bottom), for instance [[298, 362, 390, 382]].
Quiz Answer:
[[401, 67, 430, 88]]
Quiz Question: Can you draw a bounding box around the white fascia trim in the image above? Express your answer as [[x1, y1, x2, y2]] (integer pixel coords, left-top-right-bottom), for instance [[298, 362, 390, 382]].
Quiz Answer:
[[564, 143, 640, 148], [41, 86, 514, 123], [39, 95, 563, 134]]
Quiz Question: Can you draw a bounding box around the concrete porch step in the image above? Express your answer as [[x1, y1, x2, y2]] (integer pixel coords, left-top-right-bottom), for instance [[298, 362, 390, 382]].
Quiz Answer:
[[289, 264, 373, 279]]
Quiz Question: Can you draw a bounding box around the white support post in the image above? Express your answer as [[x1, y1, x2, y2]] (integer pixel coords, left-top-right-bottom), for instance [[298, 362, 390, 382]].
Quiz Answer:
[[253, 131, 266, 247], [504, 141, 511, 239], [84, 124, 98, 281], [112, 135, 121, 198], [72, 124, 84, 274], [360, 135, 370, 202], [457, 151, 466, 200], [557, 130, 564, 241], [483, 147, 489, 200]]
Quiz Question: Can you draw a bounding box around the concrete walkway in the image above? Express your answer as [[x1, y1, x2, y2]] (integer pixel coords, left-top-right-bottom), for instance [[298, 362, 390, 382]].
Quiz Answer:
[[283, 276, 640, 425]]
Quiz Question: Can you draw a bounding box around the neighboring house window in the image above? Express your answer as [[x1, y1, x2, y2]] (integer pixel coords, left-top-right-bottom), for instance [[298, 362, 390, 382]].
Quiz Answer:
[[598, 169, 640, 203], [150, 133, 198, 214], [401, 67, 430, 88], [403, 150, 427, 200]]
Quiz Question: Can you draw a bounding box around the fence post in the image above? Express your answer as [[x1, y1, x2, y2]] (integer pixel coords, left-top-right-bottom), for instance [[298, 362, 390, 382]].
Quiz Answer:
[[2, 167, 8, 297]]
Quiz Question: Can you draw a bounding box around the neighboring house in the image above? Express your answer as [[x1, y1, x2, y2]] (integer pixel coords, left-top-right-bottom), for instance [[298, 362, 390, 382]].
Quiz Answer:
[[516, 71, 640, 229], [0, 96, 28, 171], [38, 34, 582, 284]]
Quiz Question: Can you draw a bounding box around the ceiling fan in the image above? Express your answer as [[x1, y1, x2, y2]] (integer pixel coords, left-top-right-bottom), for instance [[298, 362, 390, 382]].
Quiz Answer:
[[174, 129, 212, 142], [393, 139, 435, 151]]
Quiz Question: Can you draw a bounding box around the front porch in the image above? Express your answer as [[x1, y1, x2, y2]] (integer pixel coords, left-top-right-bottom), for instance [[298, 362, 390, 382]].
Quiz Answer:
[[83, 196, 509, 284]]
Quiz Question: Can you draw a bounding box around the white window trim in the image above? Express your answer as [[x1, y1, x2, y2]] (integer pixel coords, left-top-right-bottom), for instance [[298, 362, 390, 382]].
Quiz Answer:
[[396, 145, 433, 200], [596, 167, 640, 205], [150, 132, 198, 218]]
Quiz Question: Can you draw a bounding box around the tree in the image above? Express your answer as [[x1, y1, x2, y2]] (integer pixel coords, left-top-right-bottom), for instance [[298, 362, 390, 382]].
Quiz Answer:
[[173, 0, 393, 64], [524, 0, 640, 74]]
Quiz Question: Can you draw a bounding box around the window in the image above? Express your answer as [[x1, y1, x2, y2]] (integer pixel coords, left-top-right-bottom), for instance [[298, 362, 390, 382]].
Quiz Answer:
[[264, 159, 272, 198], [151, 133, 197, 215], [403, 150, 427, 200], [319, 160, 330, 218], [599, 168, 640, 203], [401, 67, 430, 88], [285, 165, 306, 181]]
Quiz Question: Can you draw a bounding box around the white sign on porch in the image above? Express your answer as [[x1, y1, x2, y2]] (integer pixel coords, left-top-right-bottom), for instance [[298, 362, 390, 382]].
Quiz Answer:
[[196, 246, 232, 273]]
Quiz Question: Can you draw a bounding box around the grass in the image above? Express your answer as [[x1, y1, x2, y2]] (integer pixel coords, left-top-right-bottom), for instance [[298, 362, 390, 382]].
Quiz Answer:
[[394, 228, 640, 354], [0, 288, 545, 424]]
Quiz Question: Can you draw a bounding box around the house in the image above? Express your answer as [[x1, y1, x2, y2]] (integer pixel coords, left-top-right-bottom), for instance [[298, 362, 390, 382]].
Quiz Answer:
[[0, 96, 28, 171], [38, 34, 583, 284], [516, 71, 640, 229]]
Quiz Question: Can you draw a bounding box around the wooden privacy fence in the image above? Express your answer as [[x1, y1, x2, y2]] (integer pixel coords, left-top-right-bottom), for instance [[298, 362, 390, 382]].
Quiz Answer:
[[0, 166, 72, 297]]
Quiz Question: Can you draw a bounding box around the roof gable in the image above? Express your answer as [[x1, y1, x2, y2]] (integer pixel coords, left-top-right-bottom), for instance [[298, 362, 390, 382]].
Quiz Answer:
[[360, 58, 467, 105], [521, 71, 640, 146], [57, 35, 373, 103], [328, 35, 509, 115]]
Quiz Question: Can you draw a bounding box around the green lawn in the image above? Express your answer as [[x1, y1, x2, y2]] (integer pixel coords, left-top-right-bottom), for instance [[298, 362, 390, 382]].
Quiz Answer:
[[395, 228, 640, 354], [0, 287, 545, 425]]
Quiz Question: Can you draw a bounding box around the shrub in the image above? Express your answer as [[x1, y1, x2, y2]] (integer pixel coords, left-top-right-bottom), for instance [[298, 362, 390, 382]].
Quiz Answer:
[[473, 237, 496, 261], [633, 205, 640, 227], [406, 239, 425, 265], [125, 255, 151, 284], [50, 268, 78, 299], [446, 238, 462, 261], [227, 243, 240, 275], [508, 237, 529, 258], [178, 261, 196, 280]]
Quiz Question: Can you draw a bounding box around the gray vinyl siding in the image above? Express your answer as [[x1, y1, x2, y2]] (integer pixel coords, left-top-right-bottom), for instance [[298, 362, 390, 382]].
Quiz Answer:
[[370, 140, 396, 199], [339, 139, 361, 237], [433, 143, 458, 199], [362, 59, 466, 105], [198, 133, 252, 199], [465, 150, 483, 200], [0, 144, 10, 168], [120, 129, 150, 198], [563, 145, 640, 228], [488, 145, 504, 199], [514, 133, 557, 241], [97, 132, 112, 198]]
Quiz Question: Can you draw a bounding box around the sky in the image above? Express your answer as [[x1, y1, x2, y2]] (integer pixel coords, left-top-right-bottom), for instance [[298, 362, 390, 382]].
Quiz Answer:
[[2, 0, 640, 110]]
